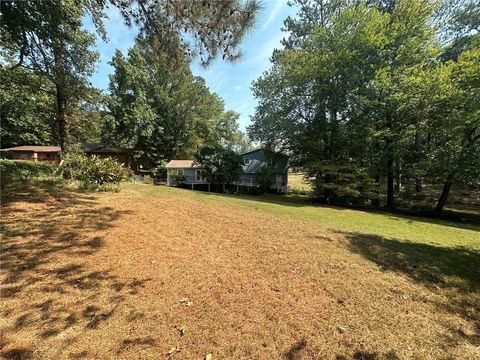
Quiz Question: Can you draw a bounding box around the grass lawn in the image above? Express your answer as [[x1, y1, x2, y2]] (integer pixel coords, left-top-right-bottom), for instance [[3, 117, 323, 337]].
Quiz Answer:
[[1, 182, 479, 359], [288, 173, 312, 193]]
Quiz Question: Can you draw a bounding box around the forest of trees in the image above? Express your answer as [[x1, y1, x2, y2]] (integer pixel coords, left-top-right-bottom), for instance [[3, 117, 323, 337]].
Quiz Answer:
[[1, 0, 479, 215], [103, 36, 250, 168], [248, 0, 479, 215], [0, 0, 257, 162]]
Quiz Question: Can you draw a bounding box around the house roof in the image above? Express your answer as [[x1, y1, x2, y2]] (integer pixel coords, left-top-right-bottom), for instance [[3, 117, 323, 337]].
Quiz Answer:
[[81, 142, 103, 152], [239, 147, 264, 156], [81, 143, 131, 154], [87, 147, 130, 154], [240, 147, 288, 158], [166, 160, 201, 168], [0, 145, 61, 152]]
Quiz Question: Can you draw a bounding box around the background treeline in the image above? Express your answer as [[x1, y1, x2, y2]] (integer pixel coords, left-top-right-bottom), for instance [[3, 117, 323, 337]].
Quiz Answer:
[[103, 36, 250, 169], [248, 0, 480, 215], [0, 0, 257, 166]]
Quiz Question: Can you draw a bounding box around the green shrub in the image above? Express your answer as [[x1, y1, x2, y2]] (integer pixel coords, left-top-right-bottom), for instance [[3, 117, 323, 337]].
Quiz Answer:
[[0, 159, 54, 181], [170, 173, 187, 187], [150, 161, 167, 184], [59, 151, 130, 188]]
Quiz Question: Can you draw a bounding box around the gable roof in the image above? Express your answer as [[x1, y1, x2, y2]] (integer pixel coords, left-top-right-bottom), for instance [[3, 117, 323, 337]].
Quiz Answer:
[[240, 147, 288, 159], [166, 160, 201, 168], [0, 145, 61, 152], [239, 147, 264, 156]]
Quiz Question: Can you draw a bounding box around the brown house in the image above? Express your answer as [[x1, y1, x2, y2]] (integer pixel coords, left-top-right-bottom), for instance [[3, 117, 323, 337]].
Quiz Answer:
[[0, 146, 61, 163], [81, 143, 137, 172], [1, 143, 137, 171]]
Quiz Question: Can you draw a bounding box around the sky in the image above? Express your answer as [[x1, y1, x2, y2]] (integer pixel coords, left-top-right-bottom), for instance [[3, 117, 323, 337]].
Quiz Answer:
[[88, 1, 297, 131]]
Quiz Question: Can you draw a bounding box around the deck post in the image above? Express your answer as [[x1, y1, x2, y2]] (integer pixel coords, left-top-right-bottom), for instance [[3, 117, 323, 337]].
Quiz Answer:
[[191, 183, 194, 190], [236, 185, 239, 193], [208, 183, 210, 192]]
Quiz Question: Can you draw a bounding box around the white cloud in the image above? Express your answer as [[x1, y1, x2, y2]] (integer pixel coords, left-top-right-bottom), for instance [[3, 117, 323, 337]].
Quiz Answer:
[[261, 1, 286, 30]]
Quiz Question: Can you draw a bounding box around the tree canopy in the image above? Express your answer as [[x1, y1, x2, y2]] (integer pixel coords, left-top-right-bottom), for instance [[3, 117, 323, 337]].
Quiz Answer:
[[0, 0, 259, 150], [249, 0, 480, 215], [194, 144, 244, 187], [103, 36, 248, 168]]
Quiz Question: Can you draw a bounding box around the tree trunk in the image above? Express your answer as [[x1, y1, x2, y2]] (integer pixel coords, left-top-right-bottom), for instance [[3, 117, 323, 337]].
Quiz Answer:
[[385, 105, 394, 210], [394, 157, 401, 192], [372, 174, 380, 207], [415, 132, 423, 193], [55, 83, 68, 151], [386, 158, 394, 210], [53, 39, 69, 151], [434, 174, 454, 217], [415, 178, 423, 193]]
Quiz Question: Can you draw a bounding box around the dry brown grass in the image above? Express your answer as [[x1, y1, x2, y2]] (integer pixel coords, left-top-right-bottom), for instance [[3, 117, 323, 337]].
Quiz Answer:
[[1, 183, 479, 359]]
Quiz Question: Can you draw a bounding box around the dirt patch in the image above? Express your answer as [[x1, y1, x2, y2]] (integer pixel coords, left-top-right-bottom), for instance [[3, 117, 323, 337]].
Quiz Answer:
[[1, 184, 478, 359]]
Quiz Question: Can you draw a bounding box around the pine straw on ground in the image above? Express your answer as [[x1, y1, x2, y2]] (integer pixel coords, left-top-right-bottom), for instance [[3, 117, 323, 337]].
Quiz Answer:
[[1, 183, 479, 359]]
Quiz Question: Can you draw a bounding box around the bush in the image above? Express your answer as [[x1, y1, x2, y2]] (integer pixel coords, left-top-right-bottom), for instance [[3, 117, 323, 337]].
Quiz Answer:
[[59, 152, 130, 188], [150, 161, 167, 184], [0, 159, 54, 181], [169, 173, 187, 187]]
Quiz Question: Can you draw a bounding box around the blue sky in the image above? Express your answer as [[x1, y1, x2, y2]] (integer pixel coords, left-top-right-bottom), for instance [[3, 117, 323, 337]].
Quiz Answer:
[[88, 1, 297, 131]]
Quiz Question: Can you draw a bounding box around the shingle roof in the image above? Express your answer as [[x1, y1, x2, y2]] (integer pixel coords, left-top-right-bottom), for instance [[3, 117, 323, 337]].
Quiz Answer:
[[80, 142, 104, 152], [0, 145, 61, 152], [165, 160, 201, 168], [239, 147, 264, 156], [81, 143, 131, 154], [87, 147, 131, 154]]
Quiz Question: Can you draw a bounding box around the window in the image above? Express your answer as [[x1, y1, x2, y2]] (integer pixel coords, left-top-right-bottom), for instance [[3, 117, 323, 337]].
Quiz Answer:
[[244, 158, 250, 165], [177, 169, 184, 176], [267, 158, 276, 167], [196, 170, 206, 181], [20, 153, 29, 160]]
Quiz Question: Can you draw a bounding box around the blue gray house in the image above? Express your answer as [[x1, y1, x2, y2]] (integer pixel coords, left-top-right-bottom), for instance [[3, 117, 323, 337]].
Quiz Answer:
[[166, 148, 288, 193]]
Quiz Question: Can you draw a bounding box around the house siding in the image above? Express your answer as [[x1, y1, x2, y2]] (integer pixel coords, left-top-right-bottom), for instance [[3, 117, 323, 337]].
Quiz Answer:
[[167, 168, 206, 186], [241, 149, 287, 174], [11, 151, 60, 164], [166, 148, 288, 192]]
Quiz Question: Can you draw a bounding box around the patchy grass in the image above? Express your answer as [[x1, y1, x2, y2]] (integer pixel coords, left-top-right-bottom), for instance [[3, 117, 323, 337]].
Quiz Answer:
[[147, 185, 480, 249], [1, 182, 479, 359]]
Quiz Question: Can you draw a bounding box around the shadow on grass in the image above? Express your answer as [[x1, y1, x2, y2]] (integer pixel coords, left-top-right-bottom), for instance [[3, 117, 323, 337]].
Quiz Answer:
[[284, 338, 307, 360], [336, 350, 399, 360], [193, 188, 480, 233], [342, 231, 480, 345], [0, 180, 149, 358]]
